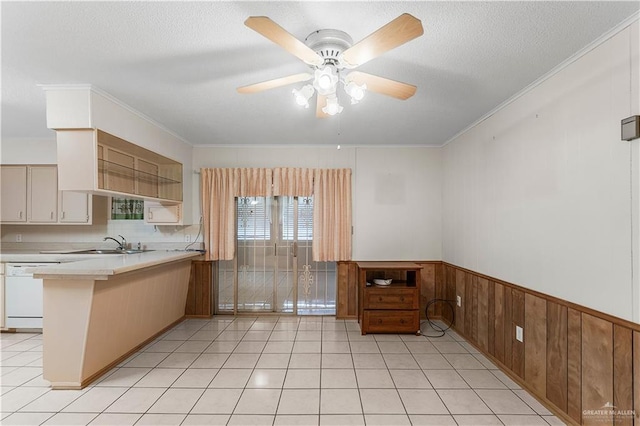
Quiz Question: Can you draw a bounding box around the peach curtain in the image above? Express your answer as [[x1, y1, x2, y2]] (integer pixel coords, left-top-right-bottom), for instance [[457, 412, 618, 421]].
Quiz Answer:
[[238, 168, 272, 197], [273, 167, 314, 196], [312, 168, 352, 261], [201, 168, 238, 261], [202, 167, 352, 262]]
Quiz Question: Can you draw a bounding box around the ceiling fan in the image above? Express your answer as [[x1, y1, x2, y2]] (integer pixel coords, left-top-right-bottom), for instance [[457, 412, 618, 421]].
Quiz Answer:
[[237, 14, 424, 118]]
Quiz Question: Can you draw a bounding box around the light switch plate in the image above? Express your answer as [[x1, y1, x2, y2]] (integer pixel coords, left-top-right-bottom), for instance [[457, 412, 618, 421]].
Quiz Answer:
[[516, 326, 524, 342]]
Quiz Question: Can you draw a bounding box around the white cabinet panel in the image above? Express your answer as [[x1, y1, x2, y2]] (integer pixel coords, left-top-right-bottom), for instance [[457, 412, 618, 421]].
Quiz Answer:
[[0, 166, 27, 222], [60, 191, 90, 223], [1, 165, 97, 225], [29, 166, 58, 223], [145, 201, 182, 224]]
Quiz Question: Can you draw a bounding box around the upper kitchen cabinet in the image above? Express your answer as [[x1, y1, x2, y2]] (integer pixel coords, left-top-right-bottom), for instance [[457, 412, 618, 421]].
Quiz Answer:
[[57, 129, 183, 203], [28, 166, 58, 223], [0, 165, 100, 225], [0, 165, 57, 223], [1, 166, 27, 222], [44, 85, 193, 225]]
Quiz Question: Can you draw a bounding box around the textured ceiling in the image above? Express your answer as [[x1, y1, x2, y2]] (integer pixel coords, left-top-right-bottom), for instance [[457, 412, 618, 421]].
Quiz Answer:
[[2, 1, 639, 147]]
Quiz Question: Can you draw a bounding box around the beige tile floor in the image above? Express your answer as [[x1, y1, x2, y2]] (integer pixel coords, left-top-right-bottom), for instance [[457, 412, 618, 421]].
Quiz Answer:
[[0, 316, 566, 425]]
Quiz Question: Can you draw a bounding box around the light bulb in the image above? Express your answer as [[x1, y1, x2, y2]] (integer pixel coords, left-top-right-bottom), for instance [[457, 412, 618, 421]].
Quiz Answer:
[[292, 85, 314, 109], [322, 96, 343, 116], [345, 81, 367, 104], [318, 74, 332, 90], [313, 66, 338, 96]]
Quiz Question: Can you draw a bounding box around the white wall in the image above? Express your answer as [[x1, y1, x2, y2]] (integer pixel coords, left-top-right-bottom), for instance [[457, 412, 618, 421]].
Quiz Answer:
[[0, 137, 57, 164], [442, 20, 640, 321], [354, 148, 441, 260], [192, 145, 442, 261]]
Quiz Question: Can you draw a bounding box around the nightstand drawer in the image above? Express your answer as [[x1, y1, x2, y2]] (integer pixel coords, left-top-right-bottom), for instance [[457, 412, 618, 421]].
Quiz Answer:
[[363, 310, 419, 334], [364, 288, 418, 310]]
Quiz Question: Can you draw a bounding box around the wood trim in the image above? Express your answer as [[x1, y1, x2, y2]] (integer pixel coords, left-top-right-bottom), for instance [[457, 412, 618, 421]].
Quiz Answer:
[[487, 281, 495, 356], [494, 282, 505, 365], [633, 331, 640, 425], [455, 269, 466, 335], [567, 308, 582, 423], [185, 261, 213, 317], [546, 301, 568, 412], [443, 262, 640, 331], [477, 277, 489, 352], [525, 293, 547, 395], [581, 313, 613, 425], [337, 262, 358, 319], [440, 262, 640, 426], [613, 324, 633, 426], [511, 288, 525, 379]]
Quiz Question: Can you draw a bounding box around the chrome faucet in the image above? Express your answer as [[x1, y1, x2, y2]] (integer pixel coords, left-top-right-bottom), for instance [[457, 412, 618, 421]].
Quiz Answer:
[[103, 235, 127, 250]]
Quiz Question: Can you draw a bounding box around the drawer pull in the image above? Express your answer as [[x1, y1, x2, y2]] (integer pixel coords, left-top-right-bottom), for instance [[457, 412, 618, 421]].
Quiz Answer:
[[400, 319, 405, 324], [400, 297, 405, 302], [378, 296, 383, 302], [377, 319, 383, 324]]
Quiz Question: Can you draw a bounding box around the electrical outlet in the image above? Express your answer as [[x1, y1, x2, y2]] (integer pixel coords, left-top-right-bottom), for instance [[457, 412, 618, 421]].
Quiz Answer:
[[516, 326, 524, 342], [15, 234, 22, 243], [456, 295, 462, 307], [184, 234, 191, 243]]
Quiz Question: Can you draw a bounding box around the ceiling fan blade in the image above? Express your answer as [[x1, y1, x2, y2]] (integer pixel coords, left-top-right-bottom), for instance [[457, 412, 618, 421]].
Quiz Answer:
[[316, 94, 329, 118], [341, 13, 424, 67], [237, 73, 312, 94], [245, 16, 323, 66], [347, 71, 417, 100]]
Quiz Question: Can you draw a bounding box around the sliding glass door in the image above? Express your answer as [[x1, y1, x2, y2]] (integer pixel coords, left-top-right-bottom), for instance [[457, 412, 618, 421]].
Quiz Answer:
[[217, 196, 336, 315]]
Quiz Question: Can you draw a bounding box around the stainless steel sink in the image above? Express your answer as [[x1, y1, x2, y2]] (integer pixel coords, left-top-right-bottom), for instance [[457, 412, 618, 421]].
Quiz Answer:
[[122, 249, 153, 254], [76, 249, 154, 255]]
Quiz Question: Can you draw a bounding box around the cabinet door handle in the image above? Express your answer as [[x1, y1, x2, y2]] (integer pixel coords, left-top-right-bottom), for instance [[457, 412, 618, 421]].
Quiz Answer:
[[50, 211, 54, 219], [19, 210, 23, 219], [61, 211, 65, 219], [149, 211, 153, 220]]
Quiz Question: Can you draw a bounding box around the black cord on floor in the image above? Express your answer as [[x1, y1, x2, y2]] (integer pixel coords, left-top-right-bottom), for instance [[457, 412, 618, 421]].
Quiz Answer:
[[421, 298, 456, 338]]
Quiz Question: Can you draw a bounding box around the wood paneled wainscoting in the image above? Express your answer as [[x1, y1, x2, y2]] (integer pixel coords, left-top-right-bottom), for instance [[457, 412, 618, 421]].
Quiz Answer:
[[185, 260, 214, 317], [443, 262, 640, 426], [337, 261, 640, 425]]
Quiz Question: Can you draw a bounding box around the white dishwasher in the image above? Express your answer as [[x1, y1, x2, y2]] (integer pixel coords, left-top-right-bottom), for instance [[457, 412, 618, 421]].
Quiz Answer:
[[5, 262, 58, 329]]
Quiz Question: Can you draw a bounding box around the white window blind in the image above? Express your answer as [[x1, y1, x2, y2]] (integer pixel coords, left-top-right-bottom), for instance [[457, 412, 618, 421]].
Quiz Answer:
[[237, 197, 270, 240], [281, 196, 313, 241]]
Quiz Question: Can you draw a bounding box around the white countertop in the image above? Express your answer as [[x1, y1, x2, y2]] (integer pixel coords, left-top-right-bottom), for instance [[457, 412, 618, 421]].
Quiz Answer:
[[0, 251, 110, 263], [1, 250, 203, 280]]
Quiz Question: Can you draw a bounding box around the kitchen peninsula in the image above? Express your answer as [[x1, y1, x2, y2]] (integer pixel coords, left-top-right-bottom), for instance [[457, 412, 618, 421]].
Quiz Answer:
[[32, 250, 200, 389]]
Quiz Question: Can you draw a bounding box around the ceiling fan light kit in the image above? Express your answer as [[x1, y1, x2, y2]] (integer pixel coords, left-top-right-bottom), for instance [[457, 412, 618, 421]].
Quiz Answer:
[[322, 95, 344, 116], [292, 84, 314, 108], [238, 13, 424, 118]]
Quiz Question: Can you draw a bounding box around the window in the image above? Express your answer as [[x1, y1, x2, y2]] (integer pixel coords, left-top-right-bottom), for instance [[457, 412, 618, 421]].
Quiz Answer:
[[237, 196, 313, 241], [281, 196, 313, 241], [237, 197, 270, 240]]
